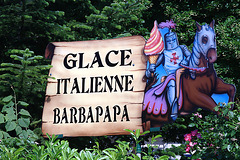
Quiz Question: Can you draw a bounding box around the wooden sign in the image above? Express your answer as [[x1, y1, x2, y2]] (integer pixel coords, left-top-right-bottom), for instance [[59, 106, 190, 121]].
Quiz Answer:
[[42, 36, 147, 137]]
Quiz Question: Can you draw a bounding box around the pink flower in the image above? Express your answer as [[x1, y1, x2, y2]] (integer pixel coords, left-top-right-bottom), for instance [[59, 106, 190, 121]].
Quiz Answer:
[[208, 143, 214, 147], [186, 146, 190, 152], [189, 142, 194, 147], [191, 130, 198, 136], [194, 112, 202, 118], [189, 142, 197, 147], [184, 133, 192, 142]]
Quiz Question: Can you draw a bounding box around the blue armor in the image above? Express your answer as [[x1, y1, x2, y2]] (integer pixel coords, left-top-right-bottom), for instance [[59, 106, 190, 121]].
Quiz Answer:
[[146, 29, 191, 120]]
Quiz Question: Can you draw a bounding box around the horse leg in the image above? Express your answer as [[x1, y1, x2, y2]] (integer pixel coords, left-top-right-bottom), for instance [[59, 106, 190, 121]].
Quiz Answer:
[[214, 77, 236, 104], [189, 92, 217, 112]]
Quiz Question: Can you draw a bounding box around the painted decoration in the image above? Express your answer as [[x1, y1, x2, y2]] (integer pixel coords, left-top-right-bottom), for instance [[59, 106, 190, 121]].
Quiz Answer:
[[142, 20, 236, 131], [42, 20, 236, 136], [42, 36, 146, 137]]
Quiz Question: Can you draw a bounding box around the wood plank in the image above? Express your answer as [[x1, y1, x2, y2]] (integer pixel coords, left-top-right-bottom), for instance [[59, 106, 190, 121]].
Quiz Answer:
[[42, 36, 147, 137]]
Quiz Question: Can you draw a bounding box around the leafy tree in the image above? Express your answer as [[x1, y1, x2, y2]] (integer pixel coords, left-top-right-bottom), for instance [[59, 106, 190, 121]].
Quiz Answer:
[[0, 0, 69, 60], [0, 49, 52, 122]]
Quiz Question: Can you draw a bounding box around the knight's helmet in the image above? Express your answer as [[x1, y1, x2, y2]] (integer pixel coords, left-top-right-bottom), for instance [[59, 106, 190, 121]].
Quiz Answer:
[[164, 30, 179, 50]]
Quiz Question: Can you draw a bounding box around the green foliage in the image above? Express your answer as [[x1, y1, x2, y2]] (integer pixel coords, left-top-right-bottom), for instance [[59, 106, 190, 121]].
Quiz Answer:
[[125, 129, 150, 152], [83, 0, 152, 40], [0, 48, 52, 102], [0, 48, 52, 123], [184, 102, 240, 159], [0, 132, 169, 159], [0, 0, 71, 56], [0, 93, 38, 141]]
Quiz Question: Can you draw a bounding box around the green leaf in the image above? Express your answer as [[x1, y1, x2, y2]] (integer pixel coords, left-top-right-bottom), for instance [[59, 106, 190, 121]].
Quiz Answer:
[[188, 123, 195, 127], [5, 108, 16, 121], [19, 130, 28, 139], [5, 121, 17, 131], [19, 109, 31, 117], [0, 113, 5, 124], [5, 101, 14, 107], [0, 131, 10, 139], [15, 126, 23, 135], [18, 117, 30, 128], [2, 95, 13, 102], [0, 131, 3, 139], [18, 101, 29, 107], [136, 129, 140, 139]]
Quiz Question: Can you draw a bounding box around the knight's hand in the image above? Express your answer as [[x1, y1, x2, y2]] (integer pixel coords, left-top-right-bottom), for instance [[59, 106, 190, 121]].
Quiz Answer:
[[149, 64, 156, 73], [180, 59, 189, 66], [145, 69, 152, 78]]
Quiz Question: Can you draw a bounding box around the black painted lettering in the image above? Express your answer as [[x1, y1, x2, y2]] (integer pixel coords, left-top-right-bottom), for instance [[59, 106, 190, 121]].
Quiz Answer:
[[113, 105, 121, 122], [86, 107, 94, 123], [81, 77, 89, 93], [120, 49, 132, 66], [56, 79, 61, 94], [90, 51, 104, 68], [78, 53, 89, 68], [121, 105, 130, 121], [61, 108, 68, 123], [114, 75, 124, 92], [63, 53, 77, 69], [106, 50, 119, 67], [71, 78, 80, 94], [90, 77, 94, 93], [62, 78, 70, 94], [70, 107, 78, 123], [95, 76, 103, 93], [125, 75, 134, 91], [103, 76, 113, 92], [53, 108, 60, 124], [78, 107, 86, 123], [103, 106, 112, 122], [96, 106, 103, 122]]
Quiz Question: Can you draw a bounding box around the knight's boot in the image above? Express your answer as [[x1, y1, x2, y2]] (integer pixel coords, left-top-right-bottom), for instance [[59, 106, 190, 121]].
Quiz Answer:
[[170, 98, 178, 121], [190, 70, 196, 80]]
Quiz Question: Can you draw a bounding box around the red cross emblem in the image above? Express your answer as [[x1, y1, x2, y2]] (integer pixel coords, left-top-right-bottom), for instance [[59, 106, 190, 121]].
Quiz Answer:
[[170, 52, 179, 65]]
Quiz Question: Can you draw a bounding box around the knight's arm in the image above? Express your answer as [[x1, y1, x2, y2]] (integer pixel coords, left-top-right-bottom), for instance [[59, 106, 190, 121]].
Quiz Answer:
[[155, 53, 164, 67], [180, 45, 191, 65], [146, 53, 163, 78]]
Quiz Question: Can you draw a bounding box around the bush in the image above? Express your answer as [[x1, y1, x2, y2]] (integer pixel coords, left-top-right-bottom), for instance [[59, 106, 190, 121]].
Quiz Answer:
[[183, 102, 240, 159]]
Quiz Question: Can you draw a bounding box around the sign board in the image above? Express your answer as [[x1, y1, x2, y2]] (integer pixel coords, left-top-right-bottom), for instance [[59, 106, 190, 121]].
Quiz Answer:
[[42, 36, 147, 137]]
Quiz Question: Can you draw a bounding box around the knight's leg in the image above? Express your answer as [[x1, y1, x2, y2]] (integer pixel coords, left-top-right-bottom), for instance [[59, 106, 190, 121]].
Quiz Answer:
[[167, 80, 178, 121]]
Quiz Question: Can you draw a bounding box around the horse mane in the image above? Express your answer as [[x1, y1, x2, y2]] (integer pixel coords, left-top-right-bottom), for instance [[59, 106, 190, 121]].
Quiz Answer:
[[189, 33, 201, 68]]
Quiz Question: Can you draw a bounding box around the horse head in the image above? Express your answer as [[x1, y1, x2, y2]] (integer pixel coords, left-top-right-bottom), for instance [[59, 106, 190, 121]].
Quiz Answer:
[[196, 20, 217, 64]]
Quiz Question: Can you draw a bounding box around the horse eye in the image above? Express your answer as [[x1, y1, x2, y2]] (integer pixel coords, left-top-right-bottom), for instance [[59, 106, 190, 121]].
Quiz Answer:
[[202, 35, 208, 44]]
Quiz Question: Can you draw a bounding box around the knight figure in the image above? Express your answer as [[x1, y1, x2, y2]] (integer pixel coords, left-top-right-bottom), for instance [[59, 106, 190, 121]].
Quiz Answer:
[[145, 21, 191, 120]]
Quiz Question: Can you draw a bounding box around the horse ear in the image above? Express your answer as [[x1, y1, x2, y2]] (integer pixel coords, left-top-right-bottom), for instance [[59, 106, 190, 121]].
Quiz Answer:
[[196, 22, 201, 31], [209, 20, 215, 29]]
